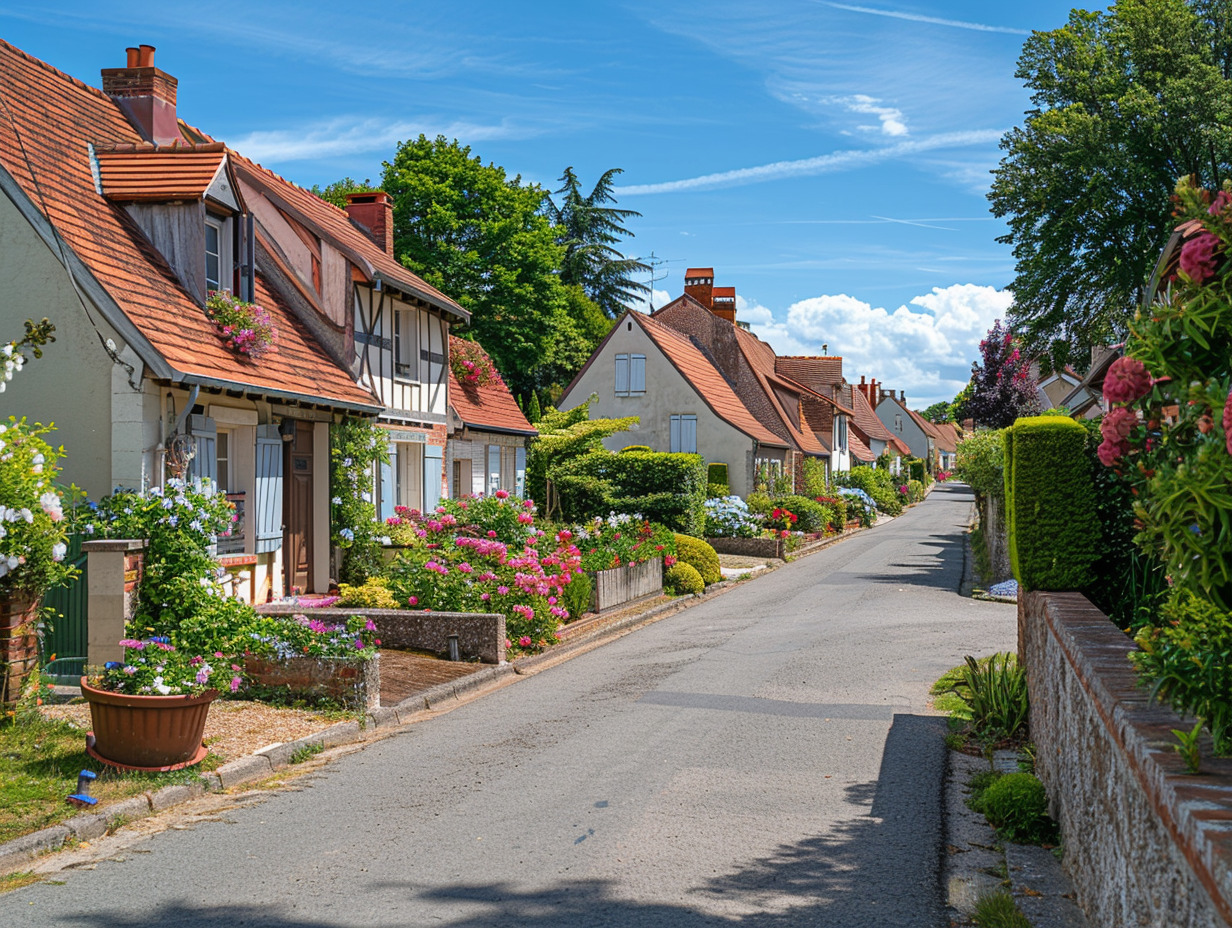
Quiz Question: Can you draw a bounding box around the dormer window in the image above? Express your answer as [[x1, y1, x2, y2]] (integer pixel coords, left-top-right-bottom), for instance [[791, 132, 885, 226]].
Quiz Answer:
[[205, 216, 223, 291]]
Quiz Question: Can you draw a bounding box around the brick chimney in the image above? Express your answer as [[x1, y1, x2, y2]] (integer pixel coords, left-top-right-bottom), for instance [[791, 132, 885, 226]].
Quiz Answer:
[[101, 45, 182, 147], [344, 192, 394, 256], [711, 286, 736, 323], [683, 267, 714, 309]]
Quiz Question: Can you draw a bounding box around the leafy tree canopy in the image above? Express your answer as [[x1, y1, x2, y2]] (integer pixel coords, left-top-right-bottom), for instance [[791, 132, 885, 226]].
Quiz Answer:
[[989, 0, 1232, 364], [311, 177, 378, 209], [965, 320, 1041, 429], [545, 167, 650, 318], [380, 135, 570, 396]]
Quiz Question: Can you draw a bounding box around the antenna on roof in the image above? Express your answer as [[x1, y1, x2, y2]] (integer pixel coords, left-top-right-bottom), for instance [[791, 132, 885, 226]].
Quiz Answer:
[[643, 251, 674, 311]]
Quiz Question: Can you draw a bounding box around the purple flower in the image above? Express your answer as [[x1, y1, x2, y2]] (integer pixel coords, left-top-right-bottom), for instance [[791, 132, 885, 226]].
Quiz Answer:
[[230, 676, 241, 693]]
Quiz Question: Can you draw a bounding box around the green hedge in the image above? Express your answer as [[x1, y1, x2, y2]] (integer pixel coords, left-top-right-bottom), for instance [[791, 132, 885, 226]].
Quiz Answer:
[[665, 562, 704, 595], [835, 466, 903, 515], [907, 458, 926, 484], [674, 534, 721, 585], [1004, 416, 1100, 591], [553, 451, 707, 536], [707, 463, 729, 495]]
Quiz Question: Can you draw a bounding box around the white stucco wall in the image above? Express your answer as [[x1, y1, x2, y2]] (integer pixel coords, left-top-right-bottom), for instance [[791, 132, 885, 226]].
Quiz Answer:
[[560, 319, 769, 497]]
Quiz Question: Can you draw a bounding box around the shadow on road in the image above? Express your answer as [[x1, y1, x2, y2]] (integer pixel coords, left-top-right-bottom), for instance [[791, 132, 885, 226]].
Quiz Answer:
[[58, 715, 948, 928]]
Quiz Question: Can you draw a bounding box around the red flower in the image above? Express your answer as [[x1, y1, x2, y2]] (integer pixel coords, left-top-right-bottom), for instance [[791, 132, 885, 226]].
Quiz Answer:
[[1103, 357, 1152, 405], [1180, 231, 1222, 284], [1224, 390, 1232, 455]]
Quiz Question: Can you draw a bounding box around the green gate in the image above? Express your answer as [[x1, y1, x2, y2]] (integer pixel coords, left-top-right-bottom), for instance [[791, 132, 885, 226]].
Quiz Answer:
[[41, 534, 88, 684]]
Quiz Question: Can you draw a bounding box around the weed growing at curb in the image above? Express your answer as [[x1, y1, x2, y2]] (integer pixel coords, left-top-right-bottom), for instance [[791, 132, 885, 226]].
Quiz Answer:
[[289, 742, 325, 764], [973, 890, 1030, 928]]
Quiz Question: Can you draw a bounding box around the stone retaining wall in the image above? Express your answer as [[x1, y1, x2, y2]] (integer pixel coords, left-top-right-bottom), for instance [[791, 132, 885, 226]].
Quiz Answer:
[[244, 653, 380, 711], [1020, 591, 1232, 928], [706, 536, 786, 560], [257, 605, 506, 664]]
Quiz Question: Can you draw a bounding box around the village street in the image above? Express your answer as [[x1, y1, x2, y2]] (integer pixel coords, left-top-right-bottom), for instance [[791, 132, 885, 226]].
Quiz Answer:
[[4, 484, 1015, 927]]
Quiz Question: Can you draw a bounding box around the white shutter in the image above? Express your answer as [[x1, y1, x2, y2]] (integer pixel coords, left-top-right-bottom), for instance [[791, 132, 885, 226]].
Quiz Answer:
[[254, 425, 283, 554], [630, 354, 646, 393], [615, 354, 629, 395], [683, 415, 697, 453]]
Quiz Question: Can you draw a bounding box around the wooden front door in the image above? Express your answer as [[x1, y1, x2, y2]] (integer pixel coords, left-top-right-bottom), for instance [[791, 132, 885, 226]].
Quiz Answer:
[[283, 421, 314, 593]]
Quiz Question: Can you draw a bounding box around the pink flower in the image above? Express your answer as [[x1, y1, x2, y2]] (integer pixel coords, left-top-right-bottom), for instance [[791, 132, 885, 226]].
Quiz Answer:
[[495, 489, 509, 499], [1103, 357, 1152, 404], [1210, 190, 1232, 216], [487, 530, 497, 538], [407, 596, 418, 606], [230, 676, 241, 693], [1180, 231, 1222, 284], [1224, 390, 1232, 456], [519, 636, 532, 648], [354, 639, 365, 650]]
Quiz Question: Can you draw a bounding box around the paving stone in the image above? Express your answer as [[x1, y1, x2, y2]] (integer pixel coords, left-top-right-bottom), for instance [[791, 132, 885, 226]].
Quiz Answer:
[[149, 781, 205, 812], [214, 754, 273, 789]]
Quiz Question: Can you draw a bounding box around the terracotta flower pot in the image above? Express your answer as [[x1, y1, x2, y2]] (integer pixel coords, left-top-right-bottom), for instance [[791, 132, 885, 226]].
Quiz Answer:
[[80, 677, 216, 771]]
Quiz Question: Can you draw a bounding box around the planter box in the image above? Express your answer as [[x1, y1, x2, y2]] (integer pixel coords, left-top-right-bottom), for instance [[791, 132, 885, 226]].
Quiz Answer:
[[256, 605, 506, 664], [1020, 592, 1232, 928], [706, 536, 786, 560], [589, 559, 663, 613], [244, 652, 380, 711]]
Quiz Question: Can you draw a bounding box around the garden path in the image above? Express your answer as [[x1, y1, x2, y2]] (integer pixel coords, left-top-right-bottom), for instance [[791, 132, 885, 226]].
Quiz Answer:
[[2, 483, 1016, 927]]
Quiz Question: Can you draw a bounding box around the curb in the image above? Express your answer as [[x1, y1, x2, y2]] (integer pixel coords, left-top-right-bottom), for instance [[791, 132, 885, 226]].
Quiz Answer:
[[0, 508, 899, 876]]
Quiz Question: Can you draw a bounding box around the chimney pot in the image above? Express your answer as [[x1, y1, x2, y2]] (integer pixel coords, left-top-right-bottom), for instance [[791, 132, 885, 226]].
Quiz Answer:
[[102, 45, 180, 146], [138, 44, 155, 67], [125, 47, 140, 67]]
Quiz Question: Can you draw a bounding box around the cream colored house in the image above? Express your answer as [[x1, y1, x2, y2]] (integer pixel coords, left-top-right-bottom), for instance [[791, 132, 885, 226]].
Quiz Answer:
[[559, 311, 788, 497]]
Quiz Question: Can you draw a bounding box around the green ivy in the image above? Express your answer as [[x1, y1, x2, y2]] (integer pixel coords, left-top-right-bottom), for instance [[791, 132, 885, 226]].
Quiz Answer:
[[330, 417, 389, 586]]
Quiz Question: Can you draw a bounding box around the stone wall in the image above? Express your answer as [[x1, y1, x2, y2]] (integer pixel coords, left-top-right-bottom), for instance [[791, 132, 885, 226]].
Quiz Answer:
[[1020, 592, 1232, 928], [244, 653, 380, 711], [982, 494, 1012, 582], [706, 536, 786, 560], [257, 605, 506, 664]]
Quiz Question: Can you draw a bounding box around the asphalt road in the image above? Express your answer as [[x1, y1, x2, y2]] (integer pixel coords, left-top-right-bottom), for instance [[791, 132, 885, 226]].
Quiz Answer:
[[4, 483, 1017, 927]]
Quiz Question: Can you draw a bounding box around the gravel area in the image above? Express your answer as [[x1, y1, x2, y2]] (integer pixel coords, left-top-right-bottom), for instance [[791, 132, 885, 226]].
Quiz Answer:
[[40, 699, 343, 763]]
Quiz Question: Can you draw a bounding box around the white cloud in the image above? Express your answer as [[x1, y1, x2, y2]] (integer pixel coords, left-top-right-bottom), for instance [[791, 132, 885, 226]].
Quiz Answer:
[[615, 130, 1003, 195], [631, 288, 672, 313], [225, 117, 526, 163], [741, 284, 1012, 406], [817, 2, 1031, 35], [824, 94, 908, 137]]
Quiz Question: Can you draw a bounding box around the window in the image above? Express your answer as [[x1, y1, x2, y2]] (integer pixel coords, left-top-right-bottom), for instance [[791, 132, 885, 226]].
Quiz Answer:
[[487, 445, 501, 496], [614, 353, 646, 395], [836, 417, 848, 453], [895, 414, 903, 433], [215, 430, 231, 492], [205, 216, 224, 291], [394, 307, 417, 380], [670, 414, 697, 453]]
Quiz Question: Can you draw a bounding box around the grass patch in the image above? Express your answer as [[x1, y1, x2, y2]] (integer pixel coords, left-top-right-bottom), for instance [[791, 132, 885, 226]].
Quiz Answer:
[[0, 871, 43, 894], [289, 742, 325, 764], [0, 714, 210, 846], [973, 890, 1030, 928]]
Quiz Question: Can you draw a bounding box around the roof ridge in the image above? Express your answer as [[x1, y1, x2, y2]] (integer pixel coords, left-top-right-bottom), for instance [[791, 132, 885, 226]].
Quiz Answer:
[[229, 149, 364, 224], [0, 38, 118, 107]]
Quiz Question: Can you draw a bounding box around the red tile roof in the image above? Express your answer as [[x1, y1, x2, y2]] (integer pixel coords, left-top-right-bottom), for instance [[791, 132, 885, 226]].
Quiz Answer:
[[712, 286, 735, 298], [447, 336, 536, 436], [844, 383, 895, 443], [848, 430, 875, 462], [889, 436, 912, 457], [635, 315, 787, 448], [0, 39, 377, 409], [731, 326, 828, 456], [227, 155, 468, 322], [776, 355, 843, 387], [95, 147, 227, 202], [684, 267, 714, 279]]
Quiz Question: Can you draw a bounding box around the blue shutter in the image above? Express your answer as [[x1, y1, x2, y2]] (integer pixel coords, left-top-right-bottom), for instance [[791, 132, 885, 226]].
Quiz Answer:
[[188, 415, 217, 486], [683, 415, 697, 454], [255, 425, 284, 554], [631, 354, 646, 393], [515, 446, 526, 497], [670, 415, 681, 452], [614, 354, 629, 395]]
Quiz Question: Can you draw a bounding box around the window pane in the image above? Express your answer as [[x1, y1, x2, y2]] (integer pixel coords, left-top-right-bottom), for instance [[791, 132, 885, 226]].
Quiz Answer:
[[515, 446, 526, 497], [205, 222, 221, 290]]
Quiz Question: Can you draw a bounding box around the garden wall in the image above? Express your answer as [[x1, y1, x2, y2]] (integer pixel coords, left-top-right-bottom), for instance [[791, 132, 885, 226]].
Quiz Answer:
[[1020, 591, 1232, 928], [706, 536, 786, 560], [590, 559, 662, 613], [257, 606, 506, 664], [981, 494, 1012, 582], [244, 653, 380, 711]]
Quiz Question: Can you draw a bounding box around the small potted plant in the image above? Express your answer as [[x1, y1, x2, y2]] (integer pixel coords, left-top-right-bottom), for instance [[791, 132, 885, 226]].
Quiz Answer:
[[81, 637, 243, 770], [205, 290, 278, 359]]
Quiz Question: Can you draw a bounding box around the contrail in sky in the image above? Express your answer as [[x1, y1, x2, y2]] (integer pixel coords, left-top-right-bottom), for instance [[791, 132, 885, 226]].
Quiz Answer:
[[818, 2, 1031, 35]]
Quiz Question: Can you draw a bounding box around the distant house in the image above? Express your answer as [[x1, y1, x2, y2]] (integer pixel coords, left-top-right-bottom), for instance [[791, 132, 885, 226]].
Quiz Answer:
[[558, 309, 789, 497], [0, 41, 469, 597], [1032, 361, 1101, 419], [874, 389, 938, 470], [444, 336, 536, 498], [1058, 347, 1121, 419]]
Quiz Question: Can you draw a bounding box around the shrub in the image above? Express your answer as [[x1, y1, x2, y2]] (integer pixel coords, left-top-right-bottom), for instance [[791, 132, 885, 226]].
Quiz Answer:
[[673, 534, 721, 586], [801, 457, 829, 498], [835, 466, 902, 515], [954, 653, 1029, 740], [745, 492, 773, 517], [664, 562, 704, 595], [812, 494, 848, 532], [331, 417, 390, 585], [706, 483, 728, 499], [836, 487, 876, 526], [559, 571, 592, 621], [955, 428, 1006, 501], [1004, 416, 1101, 591], [707, 463, 730, 495], [0, 418, 75, 599], [907, 458, 927, 484], [905, 479, 925, 503], [1132, 589, 1232, 753], [337, 578, 399, 609], [573, 514, 676, 571], [776, 495, 830, 533], [553, 450, 707, 536], [975, 772, 1057, 844], [704, 496, 761, 538], [621, 445, 652, 453]]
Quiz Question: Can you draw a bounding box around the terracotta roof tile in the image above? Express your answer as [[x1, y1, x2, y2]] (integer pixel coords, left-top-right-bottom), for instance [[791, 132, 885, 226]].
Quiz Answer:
[[0, 39, 376, 409], [776, 355, 843, 387], [848, 430, 875, 462], [845, 382, 895, 443], [890, 436, 912, 457], [447, 336, 536, 435], [635, 315, 787, 448], [731, 327, 828, 455], [228, 154, 468, 322], [95, 149, 226, 201], [684, 267, 714, 278]]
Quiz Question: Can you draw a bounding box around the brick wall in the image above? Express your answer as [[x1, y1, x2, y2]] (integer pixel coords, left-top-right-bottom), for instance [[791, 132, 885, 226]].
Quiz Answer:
[[1020, 592, 1232, 928]]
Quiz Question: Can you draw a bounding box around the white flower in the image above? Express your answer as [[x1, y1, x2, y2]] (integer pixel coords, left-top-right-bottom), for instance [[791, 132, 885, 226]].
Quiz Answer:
[[19, 508, 32, 523], [0, 344, 11, 357], [152, 676, 171, 696], [332, 496, 341, 505], [51, 542, 66, 561]]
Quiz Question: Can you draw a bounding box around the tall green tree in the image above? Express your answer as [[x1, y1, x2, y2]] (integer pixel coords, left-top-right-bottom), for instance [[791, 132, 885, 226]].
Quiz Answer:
[[380, 136, 571, 396], [311, 177, 377, 209], [545, 167, 650, 318], [989, 0, 1232, 364]]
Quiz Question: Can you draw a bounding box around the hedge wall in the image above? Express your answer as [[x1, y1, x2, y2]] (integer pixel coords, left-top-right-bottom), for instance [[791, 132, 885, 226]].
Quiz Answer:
[[553, 450, 707, 536], [708, 463, 730, 495], [1004, 416, 1101, 591]]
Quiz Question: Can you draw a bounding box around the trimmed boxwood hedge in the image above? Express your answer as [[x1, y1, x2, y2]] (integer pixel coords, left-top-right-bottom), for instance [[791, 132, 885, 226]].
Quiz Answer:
[[553, 451, 707, 536], [707, 463, 730, 495], [1004, 416, 1101, 591], [674, 534, 721, 585], [665, 562, 704, 594]]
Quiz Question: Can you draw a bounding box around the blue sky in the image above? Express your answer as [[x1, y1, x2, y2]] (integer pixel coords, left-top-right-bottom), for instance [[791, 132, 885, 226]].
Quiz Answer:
[[2, 0, 1081, 406]]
